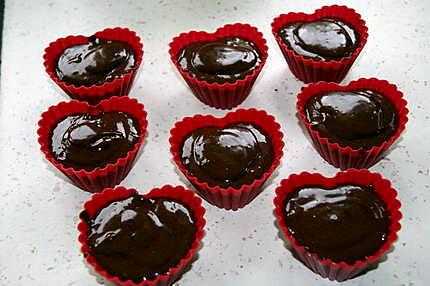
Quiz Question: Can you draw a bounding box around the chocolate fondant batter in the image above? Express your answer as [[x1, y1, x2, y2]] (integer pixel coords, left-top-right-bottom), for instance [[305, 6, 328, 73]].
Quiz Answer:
[[81, 195, 196, 282], [177, 36, 261, 83], [56, 36, 135, 86], [181, 123, 274, 189], [51, 111, 139, 171], [283, 184, 390, 264], [279, 17, 359, 61], [305, 89, 397, 150]]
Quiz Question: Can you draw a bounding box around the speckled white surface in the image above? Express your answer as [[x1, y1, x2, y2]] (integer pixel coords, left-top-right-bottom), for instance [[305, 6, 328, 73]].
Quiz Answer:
[[1, 0, 429, 285]]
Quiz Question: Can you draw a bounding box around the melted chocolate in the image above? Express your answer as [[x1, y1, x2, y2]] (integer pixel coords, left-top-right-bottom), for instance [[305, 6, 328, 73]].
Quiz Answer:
[[81, 195, 196, 282], [181, 123, 274, 189], [177, 36, 261, 83], [56, 36, 135, 86], [279, 17, 359, 61], [51, 111, 139, 171], [305, 89, 397, 150], [284, 184, 390, 264]]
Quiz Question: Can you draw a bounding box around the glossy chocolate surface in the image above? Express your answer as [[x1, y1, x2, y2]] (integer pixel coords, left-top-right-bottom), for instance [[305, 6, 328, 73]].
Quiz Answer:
[[279, 17, 359, 61], [284, 184, 390, 264], [51, 111, 139, 171], [181, 123, 274, 189], [56, 36, 135, 86], [305, 89, 397, 150], [177, 36, 261, 83], [82, 195, 196, 282]]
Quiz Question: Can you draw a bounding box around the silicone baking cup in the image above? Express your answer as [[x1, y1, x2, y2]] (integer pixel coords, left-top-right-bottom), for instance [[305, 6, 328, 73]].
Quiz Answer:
[[297, 78, 408, 169], [37, 96, 148, 192], [271, 5, 368, 83], [169, 108, 284, 210], [273, 169, 402, 281], [169, 23, 268, 109], [78, 185, 206, 286], [43, 27, 143, 104]]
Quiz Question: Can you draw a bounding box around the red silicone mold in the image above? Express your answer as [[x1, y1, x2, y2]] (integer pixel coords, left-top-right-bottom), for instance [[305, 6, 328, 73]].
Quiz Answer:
[[274, 169, 402, 281], [169, 23, 268, 109], [169, 108, 284, 210], [297, 78, 408, 169], [271, 5, 368, 83], [78, 185, 206, 286], [37, 96, 148, 192], [43, 27, 144, 104]]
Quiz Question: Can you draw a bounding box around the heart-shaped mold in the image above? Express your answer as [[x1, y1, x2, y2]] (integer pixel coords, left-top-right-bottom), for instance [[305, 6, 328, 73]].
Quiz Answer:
[[43, 27, 144, 104], [37, 96, 148, 192], [297, 78, 408, 169], [169, 23, 268, 109], [78, 185, 206, 286], [273, 169, 402, 281], [272, 5, 368, 83], [169, 108, 284, 210]]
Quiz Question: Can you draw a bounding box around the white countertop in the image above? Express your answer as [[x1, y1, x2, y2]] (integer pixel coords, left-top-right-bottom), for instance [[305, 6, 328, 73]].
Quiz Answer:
[[1, 0, 429, 285]]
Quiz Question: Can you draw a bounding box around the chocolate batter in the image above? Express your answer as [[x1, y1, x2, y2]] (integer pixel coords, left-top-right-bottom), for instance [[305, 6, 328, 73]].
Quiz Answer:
[[56, 36, 135, 86], [81, 195, 196, 282], [181, 123, 274, 189], [51, 111, 139, 171], [305, 89, 397, 150], [177, 36, 261, 83], [283, 184, 390, 264], [279, 17, 359, 61]]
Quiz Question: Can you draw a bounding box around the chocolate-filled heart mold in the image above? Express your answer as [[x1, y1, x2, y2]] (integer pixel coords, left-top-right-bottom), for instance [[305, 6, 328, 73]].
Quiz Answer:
[[44, 27, 143, 104], [273, 169, 402, 281], [78, 185, 206, 286], [37, 96, 147, 192], [297, 78, 408, 170], [170, 108, 284, 210], [169, 23, 268, 109], [272, 5, 368, 83]]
